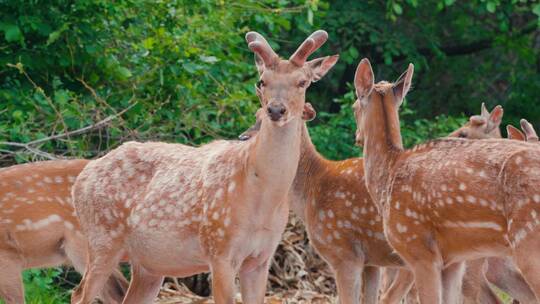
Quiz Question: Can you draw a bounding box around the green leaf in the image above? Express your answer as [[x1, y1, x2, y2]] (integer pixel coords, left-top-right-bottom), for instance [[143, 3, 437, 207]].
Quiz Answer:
[[307, 9, 314, 25], [533, 4, 540, 17], [393, 3, 403, 15], [200, 55, 219, 64], [117, 67, 132, 78], [444, 0, 456, 5], [12, 110, 23, 121], [4, 24, 22, 42], [486, 2, 496, 13], [54, 90, 70, 104], [349, 46, 359, 60]]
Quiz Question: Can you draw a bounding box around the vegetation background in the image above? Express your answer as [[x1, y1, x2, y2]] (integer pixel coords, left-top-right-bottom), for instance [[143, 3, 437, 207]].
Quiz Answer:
[[0, 0, 539, 302]]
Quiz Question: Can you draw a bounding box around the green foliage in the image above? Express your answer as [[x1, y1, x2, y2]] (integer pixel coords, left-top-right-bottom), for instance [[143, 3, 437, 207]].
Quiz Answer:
[[22, 269, 69, 304]]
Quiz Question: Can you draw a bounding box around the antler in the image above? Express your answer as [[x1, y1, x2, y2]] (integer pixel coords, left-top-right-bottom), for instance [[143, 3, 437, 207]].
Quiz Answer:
[[245, 32, 279, 67], [520, 119, 539, 142], [290, 30, 328, 66]]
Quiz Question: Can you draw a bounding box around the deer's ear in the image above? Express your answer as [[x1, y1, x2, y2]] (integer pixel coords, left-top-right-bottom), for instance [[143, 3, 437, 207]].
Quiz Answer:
[[481, 102, 489, 117], [239, 109, 264, 141], [486, 105, 503, 133], [393, 63, 414, 104], [520, 119, 539, 142], [307, 55, 339, 82], [302, 103, 317, 121], [354, 58, 374, 102], [254, 54, 265, 75], [507, 125, 525, 141]]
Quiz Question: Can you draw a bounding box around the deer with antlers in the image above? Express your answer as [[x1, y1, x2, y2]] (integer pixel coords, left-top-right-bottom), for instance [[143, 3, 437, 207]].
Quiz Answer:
[[240, 100, 531, 304], [70, 31, 338, 304], [0, 159, 128, 304], [352, 57, 540, 303]]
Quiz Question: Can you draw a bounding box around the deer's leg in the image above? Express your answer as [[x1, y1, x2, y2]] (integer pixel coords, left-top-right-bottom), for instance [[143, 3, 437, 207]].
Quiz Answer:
[[405, 287, 420, 304], [409, 260, 443, 304], [512, 233, 540, 302], [462, 259, 502, 304], [64, 236, 128, 304], [385, 223, 443, 304], [210, 260, 236, 304], [486, 257, 536, 304], [239, 259, 270, 304], [442, 262, 465, 304], [71, 245, 124, 304], [0, 253, 23, 304], [379, 268, 414, 304], [333, 261, 363, 304], [121, 263, 163, 304], [362, 266, 380, 304], [379, 268, 396, 295]]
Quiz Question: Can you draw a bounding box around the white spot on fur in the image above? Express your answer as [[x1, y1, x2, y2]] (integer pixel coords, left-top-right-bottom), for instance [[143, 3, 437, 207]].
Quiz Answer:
[[15, 214, 62, 231], [327, 210, 334, 218], [443, 221, 503, 231], [228, 181, 236, 193], [396, 223, 408, 233]]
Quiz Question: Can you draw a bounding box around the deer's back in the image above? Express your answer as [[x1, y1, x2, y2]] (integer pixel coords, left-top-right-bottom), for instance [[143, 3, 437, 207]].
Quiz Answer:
[[73, 140, 253, 246]]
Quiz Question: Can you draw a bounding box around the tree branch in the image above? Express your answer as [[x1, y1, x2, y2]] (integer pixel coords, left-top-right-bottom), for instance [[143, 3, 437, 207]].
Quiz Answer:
[[0, 102, 137, 159]]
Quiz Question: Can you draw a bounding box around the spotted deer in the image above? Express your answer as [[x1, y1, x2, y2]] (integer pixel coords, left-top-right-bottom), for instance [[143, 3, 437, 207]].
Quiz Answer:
[[352, 57, 540, 304], [0, 159, 128, 304], [239, 102, 513, 304], [461, 118, 539, 304], [70, 31, 338, 304]]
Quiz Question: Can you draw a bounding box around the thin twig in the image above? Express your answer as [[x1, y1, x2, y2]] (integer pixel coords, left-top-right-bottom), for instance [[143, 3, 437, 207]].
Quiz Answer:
[[0, 103, 137, 159]]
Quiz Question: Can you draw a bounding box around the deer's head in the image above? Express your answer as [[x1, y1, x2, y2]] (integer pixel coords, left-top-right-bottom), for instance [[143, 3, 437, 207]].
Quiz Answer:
[[238, 103, 317, 141], [352, 58, 414, 146], [246, 30, 337, 126], [448, 103, 503, 139]]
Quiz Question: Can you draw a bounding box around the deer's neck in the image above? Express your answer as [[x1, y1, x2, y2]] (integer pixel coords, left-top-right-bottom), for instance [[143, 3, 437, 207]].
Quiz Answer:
[[249, 117, 303, 210], [362, 96, 403, 206], [288, 124, 326, 220]]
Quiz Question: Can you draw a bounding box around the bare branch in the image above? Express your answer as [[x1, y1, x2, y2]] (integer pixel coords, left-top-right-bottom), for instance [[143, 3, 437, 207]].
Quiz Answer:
[[0, 102, 137, 159]]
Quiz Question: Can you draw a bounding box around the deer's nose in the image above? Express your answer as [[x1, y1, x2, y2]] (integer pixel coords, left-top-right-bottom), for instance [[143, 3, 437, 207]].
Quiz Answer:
[[267, 104, 287, 121]]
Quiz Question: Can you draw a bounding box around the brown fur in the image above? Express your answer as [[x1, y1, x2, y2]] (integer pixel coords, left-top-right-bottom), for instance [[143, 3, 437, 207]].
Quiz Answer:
[[0, 160, 128, 304]]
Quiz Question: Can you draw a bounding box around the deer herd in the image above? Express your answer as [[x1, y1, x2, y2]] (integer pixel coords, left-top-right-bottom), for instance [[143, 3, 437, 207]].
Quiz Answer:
[[1, 30, 539, 304]]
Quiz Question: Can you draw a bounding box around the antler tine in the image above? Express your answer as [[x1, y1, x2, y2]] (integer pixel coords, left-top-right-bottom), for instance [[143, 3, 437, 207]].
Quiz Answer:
[[245, 32, 278, 67], [520, 119, 539, 142], [290, 30, 329, 66]]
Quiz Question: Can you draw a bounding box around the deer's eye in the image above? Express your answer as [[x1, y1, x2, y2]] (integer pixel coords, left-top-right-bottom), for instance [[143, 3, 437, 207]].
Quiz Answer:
[[256, 80, 265, 88], [298, 80, 308, 88]]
